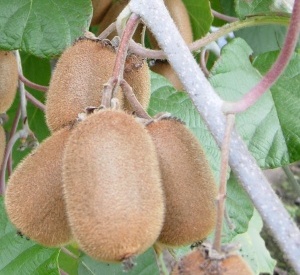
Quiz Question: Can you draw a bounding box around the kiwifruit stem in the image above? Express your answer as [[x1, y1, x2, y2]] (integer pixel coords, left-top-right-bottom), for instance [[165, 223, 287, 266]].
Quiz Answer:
[[100, 13, 140, 108], [120, 79, 151, 119], [25, 91, 45, 111], [128, 14, 291, 59], [223, 0, 300, 114], [111, 13, 140, 100], [19, 73, 48, 92], [0, 129, 27, 194], [199, 49, 209, 77], [97, 22, 117, 40], [211, 9, 237, 23], [212, 114, 235, 252]]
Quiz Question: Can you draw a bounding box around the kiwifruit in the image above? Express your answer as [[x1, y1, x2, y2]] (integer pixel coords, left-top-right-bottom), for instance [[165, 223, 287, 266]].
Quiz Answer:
[[149, 0, 193, 91], [0, 125, 5, 167], [0, 51, 18, 113], [171, 249, 254, 275], [146, 118, 217, 247], [97, 0, 143, 42], [63, 109, 164, 262], [5, 127, 72, 247], [45, 38, 123, 132], [91, 0, 112, 26], [123, 54, 150, 113]]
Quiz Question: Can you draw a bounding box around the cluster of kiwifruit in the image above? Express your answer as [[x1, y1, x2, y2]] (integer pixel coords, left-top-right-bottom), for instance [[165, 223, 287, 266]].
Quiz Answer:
[[91, 0, 192, 91], [0, 50, 19, 167], [5, 33, 216, 263]]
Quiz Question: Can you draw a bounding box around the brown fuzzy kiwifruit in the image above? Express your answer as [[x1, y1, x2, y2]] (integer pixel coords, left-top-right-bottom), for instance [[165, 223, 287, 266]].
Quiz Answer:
[[0, 51, 18, 113], [91, 0, 112, 26], [45, 37, 123, 132], [5, 127, 72, 247], [171, 249, 254, 275], [123, 54, 150, 113], [63, 109, 164, 262], [149, 0, 193, 91], [0, 125, 5, 167], [146, 117, 217, 247]]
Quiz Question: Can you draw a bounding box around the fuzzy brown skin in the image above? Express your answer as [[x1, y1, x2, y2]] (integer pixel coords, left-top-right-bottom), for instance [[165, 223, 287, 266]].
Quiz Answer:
[[63, 109, 164, 262], [0, 125, 5, 167], [171, 250, 254, 275], [149, 0, 192, 91], [45, 38, 123, 132], [0, 51, 18, 113], [91, 0, 112, 26], [146, 118, 217, 247], [5, 128, 72, 246], [123, 54, 150, 113]]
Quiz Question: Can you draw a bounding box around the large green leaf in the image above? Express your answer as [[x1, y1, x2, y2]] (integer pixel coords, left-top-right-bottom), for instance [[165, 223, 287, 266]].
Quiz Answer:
[[209, 38, 300, 168], [232, 210, 276, 275], [78, 248, 159, 275], [0, 196, 59, 275], [0, 0, 92, 58], [182, 0, 213, 39]]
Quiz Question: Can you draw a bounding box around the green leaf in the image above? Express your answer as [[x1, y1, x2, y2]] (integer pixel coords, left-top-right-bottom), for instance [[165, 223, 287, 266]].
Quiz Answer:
[[149, 72, 221, 179], [222, 174, 254, 242], [235, 25, 288, 55], [235, 0, 292, 17], [78, 248, 159, 275], [253, 51, 300, 163], [232, 210, 276, 275], [182, 0, 213, 39], [0, 196, 59, 275], [209, 38, 300, 168], [0, 0, 92, 58]]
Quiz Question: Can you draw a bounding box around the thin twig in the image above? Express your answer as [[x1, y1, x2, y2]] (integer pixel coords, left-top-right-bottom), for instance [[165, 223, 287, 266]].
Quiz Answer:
[[101, 13, 141, 108], [211, 9, 238, 23], [60, 247, 78, 259], [128, 14, 290, 59], [19, 73, 48, 92], [59, 268, 69, 275], [97, 22, 117, 40], [0, 130, 27, 194], [7, 104, 21, 176], [120, 79, 151, 119], [223, 0, 300, 114], [200, 50, 209, 77], [25, 91, 46, 112], [282, 166, 300, 196], [213, 114, 235, 252]]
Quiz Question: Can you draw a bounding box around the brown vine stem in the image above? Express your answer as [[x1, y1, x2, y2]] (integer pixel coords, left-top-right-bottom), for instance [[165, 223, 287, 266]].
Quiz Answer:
[[211, 9, 238, 23], [120, 79, 151, 119], [19, 73, 48, 92], [200, 49, 209, 77], [212, 114, 235, 252], [100, 13, 140, 108], [26, 91, 46, 111], [223, 0, 300, 114], [0, 130, 27, 194], [129, 14, 290, 59], [97, 22, 116, 40]]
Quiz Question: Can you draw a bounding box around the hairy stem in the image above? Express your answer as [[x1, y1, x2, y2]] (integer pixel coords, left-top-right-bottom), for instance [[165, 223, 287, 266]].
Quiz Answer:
[[129, 0, 300, 272], [19, 73, 48, 92], [120, 79, 151, 119], [200, 50, 209, 77], [25, 91, 46, 112], [223, 0, 300, 114], [129, 14, 290, 59], [97, 22, 116, 40], [213, 114, 235, 252]]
